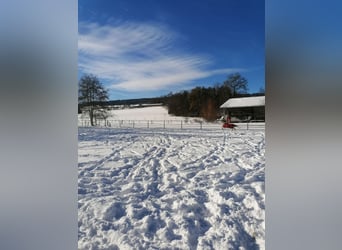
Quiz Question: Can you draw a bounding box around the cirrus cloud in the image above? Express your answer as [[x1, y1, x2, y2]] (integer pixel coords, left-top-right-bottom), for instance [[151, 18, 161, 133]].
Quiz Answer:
[[78, 21, 245, 92]]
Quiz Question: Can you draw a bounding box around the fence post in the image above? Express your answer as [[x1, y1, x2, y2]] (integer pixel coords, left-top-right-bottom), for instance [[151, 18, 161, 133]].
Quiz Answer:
[[133, 121, 135, 128], [163, 120, 165, 129], [181, 120, 183, 129], [247, 122, 249, 130], [200, 121, 202, 130]]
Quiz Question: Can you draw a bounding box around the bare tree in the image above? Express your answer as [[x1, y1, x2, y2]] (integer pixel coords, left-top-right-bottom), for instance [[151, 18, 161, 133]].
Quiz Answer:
[[224, 73, 248, 96], [78, 74, 109, 126]]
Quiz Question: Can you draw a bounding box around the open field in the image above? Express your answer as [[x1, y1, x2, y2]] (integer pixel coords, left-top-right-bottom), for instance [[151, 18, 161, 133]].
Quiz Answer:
[[78, 106, 265, 130], [78, 127, 265, 249]]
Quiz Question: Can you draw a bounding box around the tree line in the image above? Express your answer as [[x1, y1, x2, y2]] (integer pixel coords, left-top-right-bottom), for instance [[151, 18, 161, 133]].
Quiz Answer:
[[165, 72, 263, 121], [165, 85, 231, 121], [79, 72, 264, 125]]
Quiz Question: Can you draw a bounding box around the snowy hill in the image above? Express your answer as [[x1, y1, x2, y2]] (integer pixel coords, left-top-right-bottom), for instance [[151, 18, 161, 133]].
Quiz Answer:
[[79, 105, 204, 121]]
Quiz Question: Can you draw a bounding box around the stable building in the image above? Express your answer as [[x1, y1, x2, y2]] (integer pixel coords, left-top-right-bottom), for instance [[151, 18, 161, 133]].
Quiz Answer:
[[220, 96, 265, 122]]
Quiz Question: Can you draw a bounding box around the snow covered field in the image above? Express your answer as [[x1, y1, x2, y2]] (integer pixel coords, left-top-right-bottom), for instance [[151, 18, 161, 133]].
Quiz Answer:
[[78, 106, 201, 123], [78, 127, 265, 250], [78, 106, 265, 130]]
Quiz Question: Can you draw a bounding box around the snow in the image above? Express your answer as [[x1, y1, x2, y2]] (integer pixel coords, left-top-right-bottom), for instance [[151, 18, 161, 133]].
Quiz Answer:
[[78, 126, 265, 249], [220, 96, 265, 108], [78, 106, 265, 130], [79, 106, 204, 121]]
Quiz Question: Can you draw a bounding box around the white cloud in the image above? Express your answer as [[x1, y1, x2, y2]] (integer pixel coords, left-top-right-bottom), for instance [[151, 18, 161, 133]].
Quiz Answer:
[[78, 21, 244, 92]]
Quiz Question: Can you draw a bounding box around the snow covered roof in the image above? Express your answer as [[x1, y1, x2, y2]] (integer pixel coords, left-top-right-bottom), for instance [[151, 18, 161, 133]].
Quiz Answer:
[[220, 96, 265, 108]]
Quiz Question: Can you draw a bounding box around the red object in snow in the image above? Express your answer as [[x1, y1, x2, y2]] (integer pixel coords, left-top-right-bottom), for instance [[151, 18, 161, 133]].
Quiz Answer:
[[222, 116, 237, 129]]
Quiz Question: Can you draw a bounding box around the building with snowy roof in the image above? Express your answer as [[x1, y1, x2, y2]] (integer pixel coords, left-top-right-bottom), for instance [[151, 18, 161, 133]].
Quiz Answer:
[[220, 96, 265, 122]]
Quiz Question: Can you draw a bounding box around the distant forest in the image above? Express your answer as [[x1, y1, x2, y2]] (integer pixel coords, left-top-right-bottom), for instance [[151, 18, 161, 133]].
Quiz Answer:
[[165, 88, 263, 121], [79, 73, 264, 121]]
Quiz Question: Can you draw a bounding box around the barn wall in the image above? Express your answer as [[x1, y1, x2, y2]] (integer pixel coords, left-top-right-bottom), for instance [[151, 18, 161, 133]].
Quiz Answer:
[[224, 106, 265, 122]]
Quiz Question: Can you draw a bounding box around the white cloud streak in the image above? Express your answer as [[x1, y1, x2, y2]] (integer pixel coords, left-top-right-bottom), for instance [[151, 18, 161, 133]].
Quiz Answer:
[[78, 21, 244, 92]]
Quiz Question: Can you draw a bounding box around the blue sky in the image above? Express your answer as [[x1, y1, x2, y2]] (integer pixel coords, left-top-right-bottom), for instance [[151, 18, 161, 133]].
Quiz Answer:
[[78, 0, 264, 100]]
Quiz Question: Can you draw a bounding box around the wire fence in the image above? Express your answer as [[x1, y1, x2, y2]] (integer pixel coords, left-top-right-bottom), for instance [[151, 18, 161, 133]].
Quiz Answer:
[[78, 119, 265, 130]]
